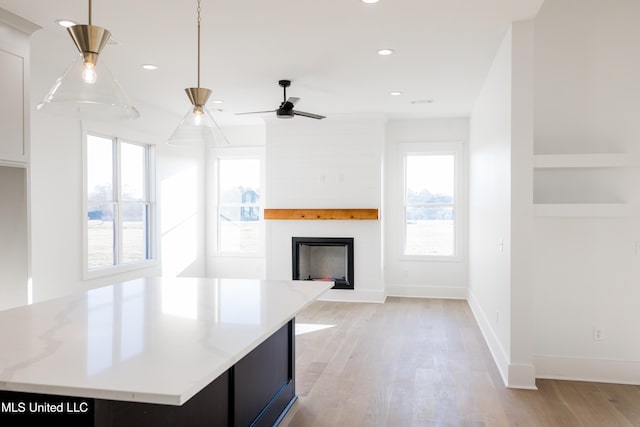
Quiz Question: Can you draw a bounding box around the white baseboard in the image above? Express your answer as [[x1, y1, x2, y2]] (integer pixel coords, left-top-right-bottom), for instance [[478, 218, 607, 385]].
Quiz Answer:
[[385, 284, 468, 299], [467, 291, 537, 389], [318, 289, 386, 303], [534, 355, 640, 385], [467, 291, 509, 386], [508, 363, 537, 389]]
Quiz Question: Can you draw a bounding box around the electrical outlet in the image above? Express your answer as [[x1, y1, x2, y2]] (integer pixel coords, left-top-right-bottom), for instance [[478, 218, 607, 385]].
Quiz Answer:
[[593, 327, 604, 341]]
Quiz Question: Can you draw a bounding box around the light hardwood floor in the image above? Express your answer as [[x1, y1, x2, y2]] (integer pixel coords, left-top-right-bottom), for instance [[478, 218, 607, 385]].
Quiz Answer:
[[280, 298, 640, 427]]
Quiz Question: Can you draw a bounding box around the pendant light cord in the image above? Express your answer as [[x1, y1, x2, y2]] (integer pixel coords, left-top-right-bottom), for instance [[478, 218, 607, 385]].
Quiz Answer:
[[197, 0, 201, 89], [88, 0, 92, 25]]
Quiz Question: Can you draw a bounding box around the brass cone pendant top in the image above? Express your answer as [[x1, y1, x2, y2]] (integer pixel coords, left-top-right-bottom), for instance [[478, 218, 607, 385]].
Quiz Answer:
[[185, 87, 212, 108], [68, 24, 111, 65]]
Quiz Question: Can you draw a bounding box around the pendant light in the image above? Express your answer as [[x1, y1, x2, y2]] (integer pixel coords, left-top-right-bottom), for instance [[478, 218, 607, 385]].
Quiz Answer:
[[168, 0, 229, 146], [37, 0, 140, 121]]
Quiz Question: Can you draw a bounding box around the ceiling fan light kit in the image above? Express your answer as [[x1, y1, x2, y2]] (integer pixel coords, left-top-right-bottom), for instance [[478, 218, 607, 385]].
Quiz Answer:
[[168, 0, 229, 147], [236, 79, 326, 120], [37, 0, 140, 121]]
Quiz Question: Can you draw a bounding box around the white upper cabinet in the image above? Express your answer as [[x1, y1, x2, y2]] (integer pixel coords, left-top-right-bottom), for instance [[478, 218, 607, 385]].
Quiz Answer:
[[0, 9, 39, 164], [0, 48, 24, 160]]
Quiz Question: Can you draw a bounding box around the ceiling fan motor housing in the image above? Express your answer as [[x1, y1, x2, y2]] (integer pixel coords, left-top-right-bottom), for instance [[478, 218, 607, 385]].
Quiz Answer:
[[277, 80, 294, 118], [276, 108, 294, 118]]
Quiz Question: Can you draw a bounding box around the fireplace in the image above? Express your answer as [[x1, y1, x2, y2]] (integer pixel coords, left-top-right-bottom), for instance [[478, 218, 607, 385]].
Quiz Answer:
[[292, 237, 354, 290]]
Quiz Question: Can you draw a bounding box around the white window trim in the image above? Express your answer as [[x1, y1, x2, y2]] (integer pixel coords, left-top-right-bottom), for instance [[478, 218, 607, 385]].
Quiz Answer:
[[209, 146, 265, 257], [83, 130, 158, 280], [399, 141, 464, 262]]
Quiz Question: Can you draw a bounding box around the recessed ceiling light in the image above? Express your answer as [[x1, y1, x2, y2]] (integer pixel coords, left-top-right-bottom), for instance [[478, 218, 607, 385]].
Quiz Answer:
[[141, 64, 159, 70], [55, 19, 77, 28], [212, 99, 224, 104], [377, 49, 395, 56], [390, 91, 403, 96], [362, 0, 380, 3]]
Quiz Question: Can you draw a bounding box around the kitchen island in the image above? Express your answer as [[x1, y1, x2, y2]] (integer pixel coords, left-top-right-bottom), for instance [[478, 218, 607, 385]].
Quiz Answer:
[[0, 277, 331, 426]]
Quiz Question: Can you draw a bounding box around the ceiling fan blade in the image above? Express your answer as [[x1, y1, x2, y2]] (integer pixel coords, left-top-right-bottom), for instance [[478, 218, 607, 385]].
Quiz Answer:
[[235, 110, 277, 115], [293, 110, 326, 120], [287, 97, 300, 107]]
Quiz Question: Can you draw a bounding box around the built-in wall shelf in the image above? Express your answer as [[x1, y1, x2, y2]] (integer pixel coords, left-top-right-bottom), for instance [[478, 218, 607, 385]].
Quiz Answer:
[[533, 152, 635, 218], [533, 153, 632, 169], [264, 208, 379, 220], [534, 203, 631, 218]]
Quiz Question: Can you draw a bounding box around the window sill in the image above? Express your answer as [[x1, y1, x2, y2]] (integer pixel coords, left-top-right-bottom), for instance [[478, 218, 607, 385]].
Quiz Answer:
[[399, 254, 463, 263], [212, 252, 266, 258]]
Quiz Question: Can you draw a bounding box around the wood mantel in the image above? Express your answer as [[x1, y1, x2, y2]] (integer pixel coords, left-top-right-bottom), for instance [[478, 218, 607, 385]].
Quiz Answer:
[[264, 208, 379, 221]]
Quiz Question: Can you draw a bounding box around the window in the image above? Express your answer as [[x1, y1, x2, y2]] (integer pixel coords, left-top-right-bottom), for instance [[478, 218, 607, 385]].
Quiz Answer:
[[86, 133, 154, 273], [402, 143, 461, 258], [216, 156, 262, 253]]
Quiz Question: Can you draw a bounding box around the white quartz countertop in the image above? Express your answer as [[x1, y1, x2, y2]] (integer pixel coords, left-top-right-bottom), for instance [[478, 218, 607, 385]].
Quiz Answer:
[[0, 278, 331, 405]]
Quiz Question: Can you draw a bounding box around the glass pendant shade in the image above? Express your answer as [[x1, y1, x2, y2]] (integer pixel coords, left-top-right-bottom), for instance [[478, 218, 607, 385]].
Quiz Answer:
[[38, 22, 139, 121], [168, 103, 228, 147], [37, 53, 140, 121]]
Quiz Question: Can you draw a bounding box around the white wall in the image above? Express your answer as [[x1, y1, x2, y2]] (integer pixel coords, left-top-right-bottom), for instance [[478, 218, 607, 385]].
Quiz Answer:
[[508, 21, 535, 387], [468, 21, 536, 389], [468, 26, 514, 385], [469, 1, 640, 387], [158, 139, 208, 279], [532, 0, 640, 383], [264, 116, 386, 302], [384, 118, 469, 299]]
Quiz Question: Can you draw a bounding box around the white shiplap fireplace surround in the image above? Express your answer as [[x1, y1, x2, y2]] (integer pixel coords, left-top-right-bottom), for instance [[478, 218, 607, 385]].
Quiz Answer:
[[264, 118, 386, 303]]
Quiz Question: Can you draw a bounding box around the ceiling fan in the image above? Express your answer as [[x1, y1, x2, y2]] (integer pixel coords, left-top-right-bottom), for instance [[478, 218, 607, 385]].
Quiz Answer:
[[236, 80, 326, 120]]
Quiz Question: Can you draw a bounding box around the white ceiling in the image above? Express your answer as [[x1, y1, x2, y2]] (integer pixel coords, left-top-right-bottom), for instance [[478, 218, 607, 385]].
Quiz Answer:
[[0, 0, 543, 126]]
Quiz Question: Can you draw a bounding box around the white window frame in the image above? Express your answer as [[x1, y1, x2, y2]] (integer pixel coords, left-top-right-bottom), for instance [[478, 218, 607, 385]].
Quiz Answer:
[[211, 147, 265, 256], [400, 141, 463, 262], [83, 131, 157, 279]]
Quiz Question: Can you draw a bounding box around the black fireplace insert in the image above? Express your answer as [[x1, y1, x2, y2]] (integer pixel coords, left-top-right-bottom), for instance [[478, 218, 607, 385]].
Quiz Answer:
[[291, 237, 354, 290]]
